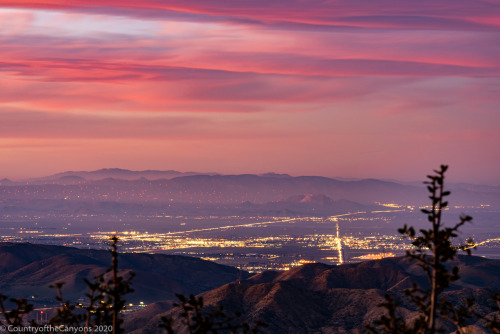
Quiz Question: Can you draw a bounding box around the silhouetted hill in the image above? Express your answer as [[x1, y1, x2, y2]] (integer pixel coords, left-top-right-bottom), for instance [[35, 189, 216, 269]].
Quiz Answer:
[[0, 178, 14, 186], [0, 243, 249, 307], [128, 256, 500, 333], [233, 194, 380, 216], [285, 194, 334, 205]]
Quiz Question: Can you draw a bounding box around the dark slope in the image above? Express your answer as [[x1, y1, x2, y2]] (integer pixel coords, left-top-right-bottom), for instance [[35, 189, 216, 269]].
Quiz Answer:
[[128, 256, 500, 334], [0, 243, 249, 306]]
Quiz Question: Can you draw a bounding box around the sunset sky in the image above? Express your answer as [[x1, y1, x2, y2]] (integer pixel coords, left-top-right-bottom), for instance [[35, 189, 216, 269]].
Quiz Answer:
[[1, 1, 499, 183]]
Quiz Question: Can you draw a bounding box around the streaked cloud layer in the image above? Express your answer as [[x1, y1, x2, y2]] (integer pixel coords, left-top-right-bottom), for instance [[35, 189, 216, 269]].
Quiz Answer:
[[1, 1, 499, 182]]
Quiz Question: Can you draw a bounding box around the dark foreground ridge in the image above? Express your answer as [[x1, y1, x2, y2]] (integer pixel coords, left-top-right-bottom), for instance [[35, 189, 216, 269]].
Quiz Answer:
[[127, 256, 500, 334], [0, 242, 249, 307], [2, 242, 500, 333]]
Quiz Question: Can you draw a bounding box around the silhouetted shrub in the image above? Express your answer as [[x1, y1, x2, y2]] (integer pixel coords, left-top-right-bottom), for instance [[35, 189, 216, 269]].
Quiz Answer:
[[0, 236, 134, 334], [160, 294, 264, 334], [367, 165, 500, 333]]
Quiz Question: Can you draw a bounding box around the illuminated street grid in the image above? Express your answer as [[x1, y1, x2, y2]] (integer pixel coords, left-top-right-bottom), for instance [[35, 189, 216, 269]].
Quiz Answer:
[[1, 230, 410, 272], [2, 216, 500, 273]]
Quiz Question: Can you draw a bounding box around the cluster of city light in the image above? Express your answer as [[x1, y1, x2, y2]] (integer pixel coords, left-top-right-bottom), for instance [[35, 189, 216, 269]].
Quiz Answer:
[[340, 235, 410, 250], [375, 202, 415, 210], [88, 231, 295, 251], [1, 210, 498, 274], [238, 258, 317, 273], [0, 227, 477, 256], [353, 252, 396, 260]]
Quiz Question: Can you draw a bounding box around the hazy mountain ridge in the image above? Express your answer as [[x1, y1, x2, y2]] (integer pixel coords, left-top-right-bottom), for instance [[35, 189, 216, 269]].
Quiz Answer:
[[128, 256, 500, 334], [2, 169, 497, 208], [32, 168, 217, 182]]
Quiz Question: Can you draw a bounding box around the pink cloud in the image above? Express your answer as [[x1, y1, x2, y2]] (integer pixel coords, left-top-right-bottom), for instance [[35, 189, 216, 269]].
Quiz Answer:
[[2, 0, 500, 30], [0, 2, 499, 183]]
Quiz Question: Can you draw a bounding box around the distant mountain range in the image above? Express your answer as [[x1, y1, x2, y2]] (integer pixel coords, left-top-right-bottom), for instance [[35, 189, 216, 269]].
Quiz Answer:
[[39, 168, 219, 182], [127, 255, 500, 334], [1, 169, 499, 210]]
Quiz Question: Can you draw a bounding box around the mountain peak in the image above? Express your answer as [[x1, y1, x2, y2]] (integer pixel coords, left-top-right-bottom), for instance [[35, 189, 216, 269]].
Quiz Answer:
[[0, 178, 13, 185], [285, 194, 334, 205]]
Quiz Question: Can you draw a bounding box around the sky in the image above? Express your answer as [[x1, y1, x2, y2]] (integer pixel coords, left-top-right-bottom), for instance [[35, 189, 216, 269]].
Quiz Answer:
[[1, 1, 499, 184]]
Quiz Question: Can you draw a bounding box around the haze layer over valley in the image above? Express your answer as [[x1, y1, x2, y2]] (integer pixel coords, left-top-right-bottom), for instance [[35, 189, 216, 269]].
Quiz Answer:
[[1, 169, 499, 272]]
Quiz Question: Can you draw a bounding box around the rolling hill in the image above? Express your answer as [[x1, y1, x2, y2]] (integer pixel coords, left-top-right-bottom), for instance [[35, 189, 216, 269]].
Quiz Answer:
[[127, 256, 500, 333], [0, 242, 249, 307]]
